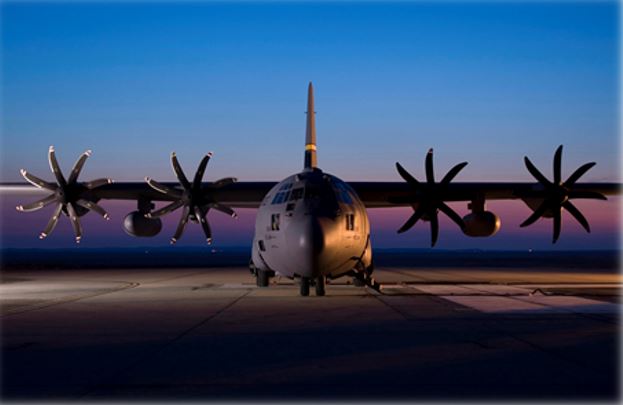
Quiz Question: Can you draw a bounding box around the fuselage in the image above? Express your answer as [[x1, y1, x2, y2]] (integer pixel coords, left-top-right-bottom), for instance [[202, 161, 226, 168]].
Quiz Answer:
[[251, 167, 370, 280]]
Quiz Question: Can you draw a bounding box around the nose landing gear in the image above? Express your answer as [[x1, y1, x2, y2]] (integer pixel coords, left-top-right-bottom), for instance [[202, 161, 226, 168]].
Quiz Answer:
[[300, 278, 310, 296], [315, 276, 326, 296], [299, 276, 326, 297]]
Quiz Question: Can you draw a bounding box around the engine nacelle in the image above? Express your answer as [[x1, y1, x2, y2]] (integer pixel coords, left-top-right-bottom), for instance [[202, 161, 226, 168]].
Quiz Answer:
[[123, 211, 162, 237], [462, 211, 501, 237]]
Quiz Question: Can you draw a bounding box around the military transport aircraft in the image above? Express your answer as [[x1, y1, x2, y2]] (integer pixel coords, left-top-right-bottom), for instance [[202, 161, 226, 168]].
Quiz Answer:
[[4, 83, 619, 296]]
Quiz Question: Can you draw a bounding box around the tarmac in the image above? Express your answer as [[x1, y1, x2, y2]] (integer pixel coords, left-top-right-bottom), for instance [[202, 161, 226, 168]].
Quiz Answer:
[[1, 266, 620, 401]]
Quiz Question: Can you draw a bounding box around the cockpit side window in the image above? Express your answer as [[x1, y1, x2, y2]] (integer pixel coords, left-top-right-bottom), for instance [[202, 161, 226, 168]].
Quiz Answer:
[[334, 182, 353, 204], [346, 214, 355, 231], [271, 214, 280, 231]]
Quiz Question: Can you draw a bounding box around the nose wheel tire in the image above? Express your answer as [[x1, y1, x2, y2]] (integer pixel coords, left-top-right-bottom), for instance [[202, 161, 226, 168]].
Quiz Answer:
[[315, 276, 326, 296], [299, 278, 310, 296]]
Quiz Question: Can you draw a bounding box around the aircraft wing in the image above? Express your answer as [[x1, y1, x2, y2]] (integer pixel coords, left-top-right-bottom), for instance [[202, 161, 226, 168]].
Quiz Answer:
[[3, 181, 618, 208], [349, 182, 620, 208], [0, 181, 276, 209]]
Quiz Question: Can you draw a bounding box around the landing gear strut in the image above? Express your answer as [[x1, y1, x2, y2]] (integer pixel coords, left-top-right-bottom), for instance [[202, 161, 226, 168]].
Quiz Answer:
[[300, 277, 310, 296]]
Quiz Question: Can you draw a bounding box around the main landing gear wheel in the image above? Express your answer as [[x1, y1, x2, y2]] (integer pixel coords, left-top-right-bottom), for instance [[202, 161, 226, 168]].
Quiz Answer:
[[315, 276, 326, 296], [352, 277, 366, 287], [256, 270, 270, 287], [299, 277, 310, 296]]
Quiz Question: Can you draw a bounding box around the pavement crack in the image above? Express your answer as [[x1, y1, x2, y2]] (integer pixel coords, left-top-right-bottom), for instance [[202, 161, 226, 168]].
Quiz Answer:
[[1, 281, 140, 318]]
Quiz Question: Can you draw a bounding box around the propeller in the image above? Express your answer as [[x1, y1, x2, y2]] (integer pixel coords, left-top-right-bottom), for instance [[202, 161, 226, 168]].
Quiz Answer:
[[16, 146, 113, 243], [520, 145, 606, 243], [145, 152, 238, 245], [395, 149, 468, 247]]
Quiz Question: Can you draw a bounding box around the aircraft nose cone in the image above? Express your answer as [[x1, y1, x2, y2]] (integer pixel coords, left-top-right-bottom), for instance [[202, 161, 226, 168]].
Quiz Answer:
[[287, 215, 336, 278], [299, 217, 325, 255]]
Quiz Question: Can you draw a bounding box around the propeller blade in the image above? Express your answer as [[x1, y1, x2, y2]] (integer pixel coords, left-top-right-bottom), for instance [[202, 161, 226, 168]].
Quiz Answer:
[[395, 162, 420, 187], [47, 146, 67, 187], [397, 205, 426, 234], [170, 205, 190, 244], [16, 193, 57, 212], [552, 206, 562, 243], [171, 152, 191, 189], [209, 202, 237, 218], [553, 145, 563, 184], [563, 162, 596, 187], [84, 178, 113, 189], [425, 149, 434, 185], [438, 202, 465, 229], [67, 150, 91, 184], [429, 210, 439, 247], [194, 206, 212, 244], [146, 200, 184, 218], [562, 201, 590, 233], [145, 177, 183, 198], [520, 201, 549, 228], [66, 203, 83, 243], [440, 162, 468, 187], [193, 152, 213, 190], [524, 157, 551, 186], [212, 177, 238, 188], [39, 203, 63, 239], [76, 199, 110, 220], [568, 190, 607, 200], [20, 169, 57, 190]]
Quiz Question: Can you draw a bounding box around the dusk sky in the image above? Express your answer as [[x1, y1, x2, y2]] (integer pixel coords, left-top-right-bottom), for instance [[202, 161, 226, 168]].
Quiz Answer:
[[1, 1, 620, 250]]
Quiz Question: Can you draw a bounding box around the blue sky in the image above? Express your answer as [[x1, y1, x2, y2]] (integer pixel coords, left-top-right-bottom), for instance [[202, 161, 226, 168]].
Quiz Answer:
[[1, 1, 619, 249]]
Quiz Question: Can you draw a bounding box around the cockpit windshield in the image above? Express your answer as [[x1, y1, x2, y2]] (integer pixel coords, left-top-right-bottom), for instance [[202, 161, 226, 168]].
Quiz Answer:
[[302, 178, 339, 214]]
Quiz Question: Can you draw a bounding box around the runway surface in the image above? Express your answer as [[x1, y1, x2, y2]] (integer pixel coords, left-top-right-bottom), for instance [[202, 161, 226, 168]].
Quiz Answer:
[[1, 266, 620, 401]]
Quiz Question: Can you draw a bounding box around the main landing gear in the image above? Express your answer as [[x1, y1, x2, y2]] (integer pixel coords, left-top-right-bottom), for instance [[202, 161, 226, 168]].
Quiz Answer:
[[249, 260, 274, 287], [350, 262, 381, 292], [299, 276, 326, 297]]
